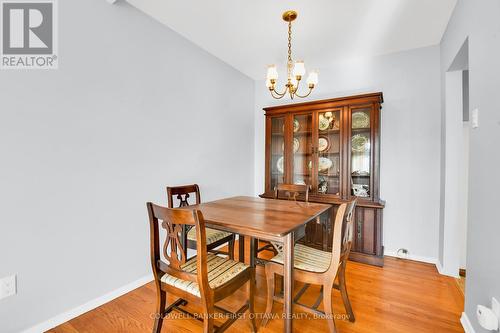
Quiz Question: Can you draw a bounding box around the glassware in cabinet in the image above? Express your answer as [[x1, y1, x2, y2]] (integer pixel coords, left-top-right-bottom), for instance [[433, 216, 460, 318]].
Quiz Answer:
[[292, 113, 313, 188], [270, 116, 285, 191], [350, 107, 372, 198], [317, 110, 342, 196]]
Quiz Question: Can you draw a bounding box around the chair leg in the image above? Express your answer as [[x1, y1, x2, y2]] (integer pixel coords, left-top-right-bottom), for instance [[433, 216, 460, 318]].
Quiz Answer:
[[203, 317, 214, 333], [228, 236, 235, 260], [323, 284, 337, 333], [152, 285, 166, 333], [338, 261, 355, 322], [248, 269, 257, 332], [203, 315, 215, 333], [261, 265, 275, 327]]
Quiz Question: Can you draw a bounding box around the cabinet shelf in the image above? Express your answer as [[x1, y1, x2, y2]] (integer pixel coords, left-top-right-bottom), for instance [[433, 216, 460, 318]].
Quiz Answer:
[[293, 131, 313, 136], [293, 173, 312, 177], [319, 129, 340, 134], [318, 174, 340, 177], [351, 127, 371, 133], [318, 152, 340, 155]]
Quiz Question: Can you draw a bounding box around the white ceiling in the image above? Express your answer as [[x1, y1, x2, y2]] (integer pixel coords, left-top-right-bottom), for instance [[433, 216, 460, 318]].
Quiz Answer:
[[126, 0, 457, 80]]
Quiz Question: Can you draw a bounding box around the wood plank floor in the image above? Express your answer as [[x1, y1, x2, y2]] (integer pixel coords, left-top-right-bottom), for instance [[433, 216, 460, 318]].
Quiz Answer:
[[49, 241, 464, 333]]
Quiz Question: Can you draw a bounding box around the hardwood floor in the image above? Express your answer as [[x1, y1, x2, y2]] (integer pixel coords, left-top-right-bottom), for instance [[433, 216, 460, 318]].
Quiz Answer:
[[456, 277, 466, 297], [49, 241, 464, 333]]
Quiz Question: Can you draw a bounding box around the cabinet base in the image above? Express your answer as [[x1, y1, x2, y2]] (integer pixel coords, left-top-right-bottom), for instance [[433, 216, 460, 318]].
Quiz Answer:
[[349, 251, 384, 267]]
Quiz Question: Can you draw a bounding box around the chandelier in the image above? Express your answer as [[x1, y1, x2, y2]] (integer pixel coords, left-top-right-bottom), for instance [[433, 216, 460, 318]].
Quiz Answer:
[[266, 10, 318, 100]]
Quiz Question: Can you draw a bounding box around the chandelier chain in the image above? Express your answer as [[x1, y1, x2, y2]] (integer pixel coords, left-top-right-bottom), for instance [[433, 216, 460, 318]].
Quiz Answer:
[[287, 21, 293, 79], [287, 21, 292, 63]]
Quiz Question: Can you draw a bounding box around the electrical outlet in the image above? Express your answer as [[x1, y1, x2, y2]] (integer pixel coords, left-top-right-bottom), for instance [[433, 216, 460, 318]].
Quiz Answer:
[[0, 275, 17, 300], [396, 248, 409, 259]]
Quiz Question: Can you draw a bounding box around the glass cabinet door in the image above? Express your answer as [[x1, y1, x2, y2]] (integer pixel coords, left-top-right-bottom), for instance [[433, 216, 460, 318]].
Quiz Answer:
[[270, 116, 285, 191], [317, 110, 342, 196], [350, 107, 372, 198], [292, 113, 313, 187]]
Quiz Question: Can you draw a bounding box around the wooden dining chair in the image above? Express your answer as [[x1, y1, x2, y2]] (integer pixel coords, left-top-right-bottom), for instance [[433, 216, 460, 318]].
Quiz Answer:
[[256, 183, 310, 255], [147, 202, 257, 333], [167, 184, 235, 259], [262, 198, 357, 333]]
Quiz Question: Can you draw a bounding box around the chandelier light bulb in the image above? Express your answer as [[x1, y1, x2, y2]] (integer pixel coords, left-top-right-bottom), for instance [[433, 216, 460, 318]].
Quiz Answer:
[[307, 71, 319, 86], [267, 65, 278, 81], [293, 60, 306, 78]]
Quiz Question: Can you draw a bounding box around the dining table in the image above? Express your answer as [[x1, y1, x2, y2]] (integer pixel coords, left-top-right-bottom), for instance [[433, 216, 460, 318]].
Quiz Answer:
[[179, 196, 332, 333]]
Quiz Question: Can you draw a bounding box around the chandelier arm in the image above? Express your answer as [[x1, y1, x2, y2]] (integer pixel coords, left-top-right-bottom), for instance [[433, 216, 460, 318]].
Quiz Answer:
[[270, 89, 286, 99], [271, 86, 288, 98], [294, 87, 314, 99], [295, 77, 301, 90], [270, 90, 285, 99]]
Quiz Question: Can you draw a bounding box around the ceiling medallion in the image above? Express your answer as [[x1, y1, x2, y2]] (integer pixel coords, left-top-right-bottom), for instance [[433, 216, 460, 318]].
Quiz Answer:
[[266, 10, 318, 100]]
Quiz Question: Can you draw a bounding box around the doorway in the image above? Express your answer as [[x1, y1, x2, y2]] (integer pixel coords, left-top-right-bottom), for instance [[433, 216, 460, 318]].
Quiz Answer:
[[440, 38, 470, 287]]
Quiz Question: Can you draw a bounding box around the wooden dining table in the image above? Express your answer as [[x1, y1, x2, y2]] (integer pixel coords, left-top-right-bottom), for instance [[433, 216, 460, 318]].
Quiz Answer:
[[179, 196, 331, 333]]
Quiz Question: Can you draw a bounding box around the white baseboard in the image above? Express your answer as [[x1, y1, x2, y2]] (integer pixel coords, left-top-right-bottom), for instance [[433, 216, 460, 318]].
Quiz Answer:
[[461, 312, 476, 333], [435, 260, 460, 278], [22, 274, 153, 333], [384, 251, 437, 265], [436, 262, 445, 275], [384, 253, 460, 278]]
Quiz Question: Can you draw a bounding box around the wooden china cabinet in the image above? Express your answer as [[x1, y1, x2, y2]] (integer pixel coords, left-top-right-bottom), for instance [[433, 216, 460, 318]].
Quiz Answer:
[[260, 92, 385, 266]]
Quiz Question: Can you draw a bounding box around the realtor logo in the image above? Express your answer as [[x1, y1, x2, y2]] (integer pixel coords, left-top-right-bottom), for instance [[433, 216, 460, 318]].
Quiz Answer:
[[1, 0, 58, 69]]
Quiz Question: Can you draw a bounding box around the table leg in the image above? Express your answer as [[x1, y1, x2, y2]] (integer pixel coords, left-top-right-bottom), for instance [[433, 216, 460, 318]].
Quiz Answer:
[[283, 232, 294, 333], [238, 235, 245, 263], [250, 237, 256, 268]]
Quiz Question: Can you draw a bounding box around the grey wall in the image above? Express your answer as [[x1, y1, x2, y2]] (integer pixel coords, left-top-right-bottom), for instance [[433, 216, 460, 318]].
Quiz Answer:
[[254, 46, 442, 262], [0, 1, 254, 332], [441, 70, 465, 277], [440, 0, 500, 330]]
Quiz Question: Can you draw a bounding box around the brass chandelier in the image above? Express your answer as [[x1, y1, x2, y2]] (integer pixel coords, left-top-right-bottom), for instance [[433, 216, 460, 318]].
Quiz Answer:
[[266, 10, 318, 100]]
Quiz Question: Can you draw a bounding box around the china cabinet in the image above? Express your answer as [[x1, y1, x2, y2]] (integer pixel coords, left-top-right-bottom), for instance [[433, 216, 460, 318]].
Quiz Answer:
[[261, 92, 385, 266]]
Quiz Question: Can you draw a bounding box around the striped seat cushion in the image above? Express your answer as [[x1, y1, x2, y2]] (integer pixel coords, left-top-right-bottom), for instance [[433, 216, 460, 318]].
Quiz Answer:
[[161, 253, 248, 297], [187, 227, 233, 245], [270, 243, 332, 273]]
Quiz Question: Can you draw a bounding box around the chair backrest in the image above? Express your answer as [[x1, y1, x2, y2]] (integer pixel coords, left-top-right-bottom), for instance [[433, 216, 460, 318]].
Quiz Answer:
[[274, 183, 309, 202], [327, 202, 348, 276], [147, 202, 210, 296], [167, 184, 201, 208], [341, 198, 357, 261]]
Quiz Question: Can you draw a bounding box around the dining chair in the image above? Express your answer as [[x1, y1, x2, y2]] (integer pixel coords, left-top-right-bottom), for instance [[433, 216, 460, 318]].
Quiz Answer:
[[256, 183, 310, 255], [167, 184, 235, 259], [262, 198, 357, 333], [147, 202, 257, 333]]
